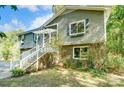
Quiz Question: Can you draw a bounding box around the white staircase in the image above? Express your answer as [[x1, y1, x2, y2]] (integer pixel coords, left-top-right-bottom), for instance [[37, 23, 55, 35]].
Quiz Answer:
[[11, 43, 58, 70]]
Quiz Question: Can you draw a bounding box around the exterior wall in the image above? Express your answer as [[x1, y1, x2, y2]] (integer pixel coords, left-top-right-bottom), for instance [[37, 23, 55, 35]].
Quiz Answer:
[[61, 43, 105, 67], [19, 9, 105, 52], [19, 33, 35, 49], [19, 32, 43, 50], [47, 9, 105, 45]]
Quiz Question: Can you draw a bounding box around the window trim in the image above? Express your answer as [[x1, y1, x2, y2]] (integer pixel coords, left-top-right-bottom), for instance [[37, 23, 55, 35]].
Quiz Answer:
[[73, 46, 89, 60], [20, 35, 25, 45], [69, 19, 86, 36], [21, 35, 25, 40]]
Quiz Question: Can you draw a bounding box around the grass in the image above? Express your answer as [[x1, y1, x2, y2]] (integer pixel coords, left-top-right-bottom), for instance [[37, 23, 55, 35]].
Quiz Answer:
[[0, 67, 124, 87]]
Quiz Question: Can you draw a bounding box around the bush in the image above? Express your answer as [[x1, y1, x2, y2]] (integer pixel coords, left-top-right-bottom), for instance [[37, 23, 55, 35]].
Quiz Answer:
[[63, 58, 83, 70], [104, 52, 124, 74], [87, 68, 105, 77], [11, 67, 25, 77], [63, 59, 71, 68]]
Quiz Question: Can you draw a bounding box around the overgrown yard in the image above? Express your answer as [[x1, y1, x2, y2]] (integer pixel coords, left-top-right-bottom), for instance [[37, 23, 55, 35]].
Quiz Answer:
[[0, 67, 124, 87]]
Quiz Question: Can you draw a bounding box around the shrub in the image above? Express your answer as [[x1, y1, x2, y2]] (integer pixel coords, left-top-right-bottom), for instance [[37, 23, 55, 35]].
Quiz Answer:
[[63, 59, 71, 68], [63, 58, 83, 70], [11, 67, 25, 77], [88, 68, 106, 77], [104, 52, 124, 74]]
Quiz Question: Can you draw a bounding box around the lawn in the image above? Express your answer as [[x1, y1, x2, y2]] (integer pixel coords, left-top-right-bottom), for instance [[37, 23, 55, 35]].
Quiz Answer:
[[0, 67, 124, 87]]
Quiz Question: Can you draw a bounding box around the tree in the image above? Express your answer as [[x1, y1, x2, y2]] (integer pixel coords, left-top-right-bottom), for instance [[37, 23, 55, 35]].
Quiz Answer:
[[0, 5, 18, 39], [0, 30, 23, 61], [52, 5, 64, 14], [107, 5, 124, 55], [0, 5, 17, 12], [0, 32, 6, 38]]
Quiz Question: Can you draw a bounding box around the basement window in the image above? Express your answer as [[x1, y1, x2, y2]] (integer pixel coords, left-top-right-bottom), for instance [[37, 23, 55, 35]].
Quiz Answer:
[[73, 46, 88, 60]]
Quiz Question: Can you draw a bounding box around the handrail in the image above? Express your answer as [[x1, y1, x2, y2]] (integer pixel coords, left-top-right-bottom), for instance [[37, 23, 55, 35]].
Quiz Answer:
[[20, 47, 54, 69], [20, 44, 43, 60], [12, 40, 58, 70], [20, 47, 42, 62], [20, 46, 36, 60]]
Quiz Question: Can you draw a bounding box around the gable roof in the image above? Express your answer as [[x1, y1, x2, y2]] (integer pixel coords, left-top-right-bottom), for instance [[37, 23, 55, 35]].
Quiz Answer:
[[18, 26, 44, 36], [18, 27, 39, 36], [43, 5, 112, 26], [19, 5, 111, 36]]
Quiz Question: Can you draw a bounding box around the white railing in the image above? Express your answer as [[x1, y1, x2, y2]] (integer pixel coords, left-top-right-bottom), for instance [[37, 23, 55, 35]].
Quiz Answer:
[[20, 45, 41, 59], [20, 46, 56, 69], [11, 41, 58, 70], [14, 43, 57, 69]]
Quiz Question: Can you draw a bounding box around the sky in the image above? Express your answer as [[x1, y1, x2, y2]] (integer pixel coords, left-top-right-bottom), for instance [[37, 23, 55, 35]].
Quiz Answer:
[[0, 5, 53, 32]]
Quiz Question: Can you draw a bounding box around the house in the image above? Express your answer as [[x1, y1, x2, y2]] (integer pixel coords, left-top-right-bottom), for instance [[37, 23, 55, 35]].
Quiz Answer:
[[18, 5, 111, 70]]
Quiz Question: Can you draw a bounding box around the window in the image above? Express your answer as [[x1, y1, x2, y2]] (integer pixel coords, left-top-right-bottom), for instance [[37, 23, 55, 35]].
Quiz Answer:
[[73, 46, 88, 60], [69, 19, 89, 36], [20, 35, 25, 45]]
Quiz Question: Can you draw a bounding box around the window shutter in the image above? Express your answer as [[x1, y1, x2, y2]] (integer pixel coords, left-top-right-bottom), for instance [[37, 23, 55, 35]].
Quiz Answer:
[[67, 25, 70, 36], [85, 18, 89, 30], [86, 18, 89, 24]]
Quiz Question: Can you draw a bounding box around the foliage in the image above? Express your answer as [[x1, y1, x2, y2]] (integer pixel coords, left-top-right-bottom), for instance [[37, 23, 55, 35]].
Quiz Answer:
[[11, 67, 25, 77], [107, 5, 124, 55], [0, 5, 18, 41], [0, 5, 17, 11], [87, 44, 107, 70], [63, 58, 83, 70], [88, 69, 106, 77], [104, 52, 124, 74], [104, 5, 124, 74], [52, 5, 64, 14], [0, 30, 23, 61], [0, 32, 6, 38]]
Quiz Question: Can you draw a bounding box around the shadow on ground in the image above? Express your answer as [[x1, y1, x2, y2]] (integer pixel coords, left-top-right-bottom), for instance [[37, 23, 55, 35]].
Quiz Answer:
[[0, 67, 124, 87]]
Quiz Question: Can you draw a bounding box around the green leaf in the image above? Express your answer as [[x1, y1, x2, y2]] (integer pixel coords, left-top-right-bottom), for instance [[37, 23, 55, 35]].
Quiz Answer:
[[10, 5, 18, 11], [0, 32, 7, 38], [0, 5, 6, 8]]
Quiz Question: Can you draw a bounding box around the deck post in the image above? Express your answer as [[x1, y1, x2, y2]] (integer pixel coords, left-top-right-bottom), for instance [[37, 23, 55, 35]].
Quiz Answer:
[[20, 61, 22, 68], [36, 34, 38, 71], [49, 32, 52, 48]]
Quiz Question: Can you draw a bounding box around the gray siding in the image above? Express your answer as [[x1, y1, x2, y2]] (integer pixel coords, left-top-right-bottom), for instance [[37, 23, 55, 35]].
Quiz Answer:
[[47, 10, 105, 45], [19, 33, 43, 49], [20, 33, 35, 49], [19, 9, 105, 49]]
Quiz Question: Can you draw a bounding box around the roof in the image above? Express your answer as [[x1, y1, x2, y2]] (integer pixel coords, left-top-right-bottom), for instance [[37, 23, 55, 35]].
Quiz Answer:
[[18, 26, 43, 36], [33, 28, 56, 34], [43, 5, 112, 26], [19, 5, 111, 36]]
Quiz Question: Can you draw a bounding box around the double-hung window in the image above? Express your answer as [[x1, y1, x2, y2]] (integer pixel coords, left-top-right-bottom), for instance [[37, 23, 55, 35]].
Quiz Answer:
[[69, 19, 89, 36], [73, 46, 88, 60]]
